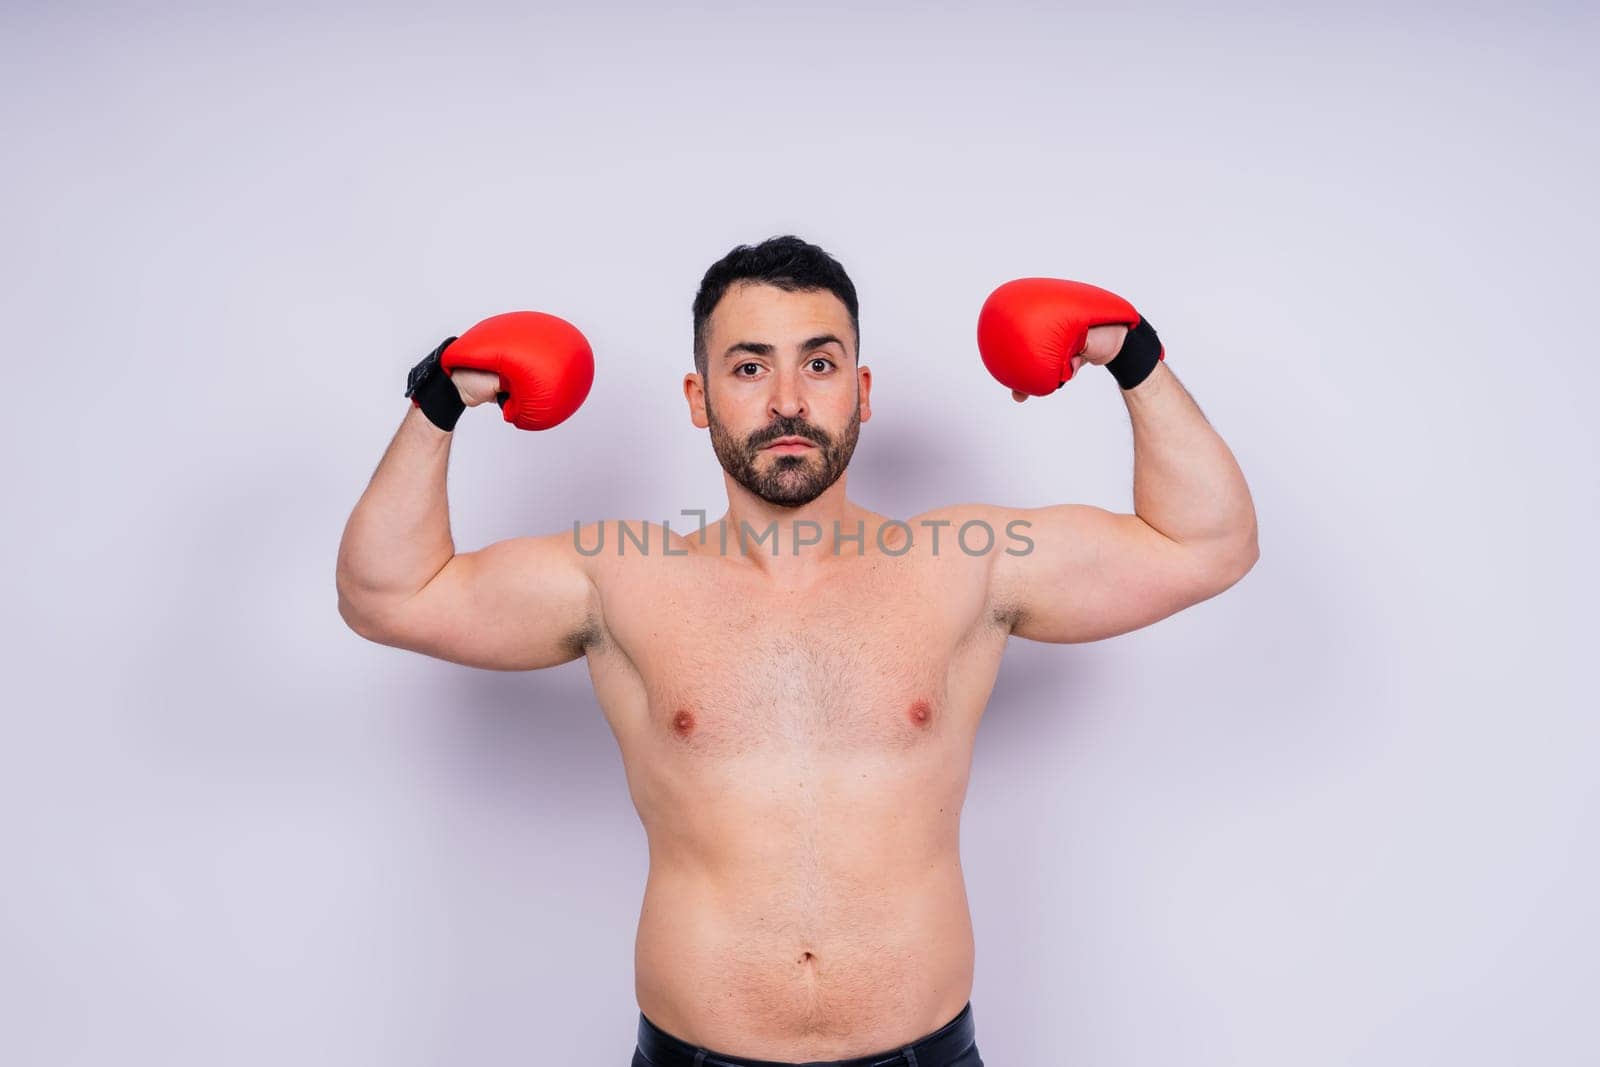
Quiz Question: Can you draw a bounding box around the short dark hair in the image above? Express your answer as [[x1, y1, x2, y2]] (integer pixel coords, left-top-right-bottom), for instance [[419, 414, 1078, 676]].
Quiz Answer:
[[691, 235, 860, 379]]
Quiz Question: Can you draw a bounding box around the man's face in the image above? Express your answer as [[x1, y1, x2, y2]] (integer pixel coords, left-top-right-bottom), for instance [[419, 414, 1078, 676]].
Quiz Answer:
[[688, 282, 871, 508]]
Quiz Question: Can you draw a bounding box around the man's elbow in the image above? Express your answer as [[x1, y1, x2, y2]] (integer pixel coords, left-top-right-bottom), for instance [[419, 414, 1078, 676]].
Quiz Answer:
[[1214, 528, 1260, 588], [337, 588, 394, 643], [1191, 527, 1259, 593]]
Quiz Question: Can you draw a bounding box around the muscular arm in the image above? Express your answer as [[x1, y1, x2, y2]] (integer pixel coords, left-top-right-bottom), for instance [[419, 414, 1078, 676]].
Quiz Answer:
[[988, 362, 1259, 643], [335, 404, 600, 669]]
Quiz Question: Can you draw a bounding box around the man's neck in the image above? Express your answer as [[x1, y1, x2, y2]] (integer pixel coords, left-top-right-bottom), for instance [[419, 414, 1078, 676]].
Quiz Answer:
[[713, 480, 869, 578]]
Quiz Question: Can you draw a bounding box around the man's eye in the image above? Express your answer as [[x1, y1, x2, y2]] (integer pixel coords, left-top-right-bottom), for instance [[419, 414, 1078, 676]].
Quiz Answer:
[[810, 358, 832, 372], [736, 363, 760, 376]]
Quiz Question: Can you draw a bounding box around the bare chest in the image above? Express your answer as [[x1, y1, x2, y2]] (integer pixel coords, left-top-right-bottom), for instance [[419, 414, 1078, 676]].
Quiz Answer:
[[592, 553, 993, 758]]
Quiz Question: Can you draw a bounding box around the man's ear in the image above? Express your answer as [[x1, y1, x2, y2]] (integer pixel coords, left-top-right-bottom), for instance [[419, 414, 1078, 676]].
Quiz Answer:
[[684, 372, 709, 429], [857, 364, 872, 424]]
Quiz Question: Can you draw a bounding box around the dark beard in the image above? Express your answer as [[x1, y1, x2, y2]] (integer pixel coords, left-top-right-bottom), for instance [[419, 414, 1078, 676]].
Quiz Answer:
[[705, 393, 860, 508]]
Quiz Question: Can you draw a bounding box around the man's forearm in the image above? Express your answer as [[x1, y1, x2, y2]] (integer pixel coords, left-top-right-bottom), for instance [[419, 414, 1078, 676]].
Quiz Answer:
[[335, 405, 456, 628], [1121, 361, 1258, 565]]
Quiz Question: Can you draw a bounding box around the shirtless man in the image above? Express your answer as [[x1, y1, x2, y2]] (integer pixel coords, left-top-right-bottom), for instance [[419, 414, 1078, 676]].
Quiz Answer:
[[335, 235, 1259, 1066]]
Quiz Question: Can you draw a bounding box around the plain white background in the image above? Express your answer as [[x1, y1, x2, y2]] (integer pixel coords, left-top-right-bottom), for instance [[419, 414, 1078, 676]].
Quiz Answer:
[[3, 2, 1595, 1064]]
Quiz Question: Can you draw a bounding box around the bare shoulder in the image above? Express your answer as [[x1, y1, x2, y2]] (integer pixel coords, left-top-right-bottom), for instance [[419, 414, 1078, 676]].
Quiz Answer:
[[575, 517, 711, 572], [893, 502, 1026, 633], [572, 517, 706, 644], [897, 501, 1033, 561], [903, 501, 1013, 540]]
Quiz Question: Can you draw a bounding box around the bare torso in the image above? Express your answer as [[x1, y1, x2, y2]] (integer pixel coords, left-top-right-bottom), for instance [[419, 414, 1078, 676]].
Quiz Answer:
[[581, 511, 1011, 1061]]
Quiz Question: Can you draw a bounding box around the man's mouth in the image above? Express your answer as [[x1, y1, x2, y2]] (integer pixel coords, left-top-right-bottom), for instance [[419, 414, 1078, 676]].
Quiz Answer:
[[763, 436, 816, 452]]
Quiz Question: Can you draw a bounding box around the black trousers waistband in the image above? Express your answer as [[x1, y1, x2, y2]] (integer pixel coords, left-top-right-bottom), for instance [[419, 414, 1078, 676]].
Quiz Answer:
[[634, 1002, 977, 1067]]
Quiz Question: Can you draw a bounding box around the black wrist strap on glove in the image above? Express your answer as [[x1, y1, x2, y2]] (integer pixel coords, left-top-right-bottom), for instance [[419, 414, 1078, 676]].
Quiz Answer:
[[405, 336, 466, 432], [1106, 317, 1162, 391]]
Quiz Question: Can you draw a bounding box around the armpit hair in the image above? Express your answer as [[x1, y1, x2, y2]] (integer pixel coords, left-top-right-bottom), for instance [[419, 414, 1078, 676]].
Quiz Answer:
[[564, 612, 607, 660], [988, 598, 1025, 635]]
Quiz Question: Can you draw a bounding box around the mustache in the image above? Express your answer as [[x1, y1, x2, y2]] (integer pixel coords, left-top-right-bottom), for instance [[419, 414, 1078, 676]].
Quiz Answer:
[[749, 419, 830, 450]]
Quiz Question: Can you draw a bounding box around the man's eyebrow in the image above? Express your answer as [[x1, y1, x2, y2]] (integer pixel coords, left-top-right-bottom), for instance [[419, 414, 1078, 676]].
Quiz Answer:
[[722, 334, 848, 363]]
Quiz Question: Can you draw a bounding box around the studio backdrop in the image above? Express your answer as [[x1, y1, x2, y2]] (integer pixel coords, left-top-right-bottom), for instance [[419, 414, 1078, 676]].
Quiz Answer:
[[3, 2, 1594, 1065]]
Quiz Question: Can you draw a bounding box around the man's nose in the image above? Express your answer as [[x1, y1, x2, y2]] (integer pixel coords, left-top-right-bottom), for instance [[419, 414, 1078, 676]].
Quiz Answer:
[[768, 368, 807, 420]]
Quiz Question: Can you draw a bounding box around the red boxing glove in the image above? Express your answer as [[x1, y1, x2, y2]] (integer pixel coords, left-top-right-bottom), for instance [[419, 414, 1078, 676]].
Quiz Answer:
[[442, 311, 595, 430], [976, 278, 1164, 396]]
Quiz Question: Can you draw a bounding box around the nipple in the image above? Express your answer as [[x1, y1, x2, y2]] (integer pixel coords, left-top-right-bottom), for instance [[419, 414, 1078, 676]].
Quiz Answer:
[[907, 699, 933, 728], [670, 707, 696, 738]]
